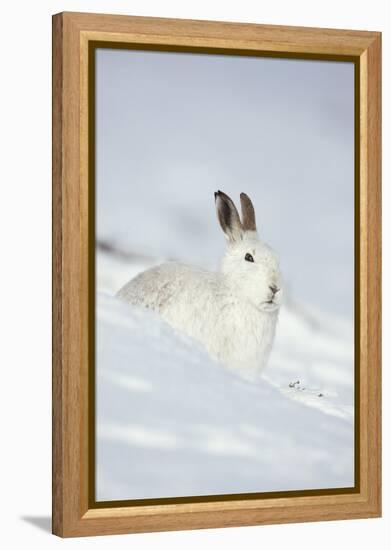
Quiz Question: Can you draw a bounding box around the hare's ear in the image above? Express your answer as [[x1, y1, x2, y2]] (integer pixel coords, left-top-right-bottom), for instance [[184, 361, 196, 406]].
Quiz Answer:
[[214, 190, 243, 243], [240, 193, 257, 232]]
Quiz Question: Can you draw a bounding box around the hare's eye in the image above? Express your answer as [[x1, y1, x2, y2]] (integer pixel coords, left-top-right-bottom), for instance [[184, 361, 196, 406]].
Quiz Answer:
[[245, 253, 254, 263]]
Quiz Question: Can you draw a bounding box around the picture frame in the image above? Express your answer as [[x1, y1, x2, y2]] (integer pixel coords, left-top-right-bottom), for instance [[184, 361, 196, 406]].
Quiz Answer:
[[52, 11, 381, 537]]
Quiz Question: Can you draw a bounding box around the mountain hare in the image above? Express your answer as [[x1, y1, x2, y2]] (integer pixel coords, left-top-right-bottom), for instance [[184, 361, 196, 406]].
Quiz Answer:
[[117, 191, 282, 379]]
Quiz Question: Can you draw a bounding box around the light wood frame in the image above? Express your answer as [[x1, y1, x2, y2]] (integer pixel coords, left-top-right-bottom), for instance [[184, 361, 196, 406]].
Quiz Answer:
[[52, 11, 381, 538]]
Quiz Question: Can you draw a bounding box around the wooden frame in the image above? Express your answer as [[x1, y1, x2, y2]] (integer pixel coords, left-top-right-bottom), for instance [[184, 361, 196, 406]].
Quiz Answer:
[[52, 11, 381, 537]]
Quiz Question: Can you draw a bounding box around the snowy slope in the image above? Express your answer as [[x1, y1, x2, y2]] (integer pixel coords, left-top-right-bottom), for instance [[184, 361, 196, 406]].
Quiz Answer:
[[97, 247, 354, 418], [96, 267, 354, 501]]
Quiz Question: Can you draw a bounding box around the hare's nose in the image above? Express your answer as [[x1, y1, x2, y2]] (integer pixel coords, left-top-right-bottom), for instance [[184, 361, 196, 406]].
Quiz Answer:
[[269, 285, 279, 295]]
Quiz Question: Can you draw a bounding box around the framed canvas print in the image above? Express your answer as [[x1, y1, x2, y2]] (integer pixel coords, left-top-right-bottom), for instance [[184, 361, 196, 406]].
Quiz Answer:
[[52, 12, 381, 537]]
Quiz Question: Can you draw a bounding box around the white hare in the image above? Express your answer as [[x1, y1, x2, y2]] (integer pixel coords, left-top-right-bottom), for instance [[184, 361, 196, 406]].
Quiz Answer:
[[116, 191, 282, 379]]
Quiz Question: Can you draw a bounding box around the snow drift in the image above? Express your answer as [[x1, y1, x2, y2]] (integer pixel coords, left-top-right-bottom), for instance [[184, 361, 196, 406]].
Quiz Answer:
[[96, 283, 354, 501]]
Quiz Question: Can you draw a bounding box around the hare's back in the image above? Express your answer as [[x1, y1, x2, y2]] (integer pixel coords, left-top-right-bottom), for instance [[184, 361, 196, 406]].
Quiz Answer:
[[116, 261, 212, 312]]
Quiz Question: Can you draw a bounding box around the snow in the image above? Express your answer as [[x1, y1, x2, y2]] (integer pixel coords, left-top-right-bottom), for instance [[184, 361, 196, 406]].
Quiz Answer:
[[96, 251, 354, 501]]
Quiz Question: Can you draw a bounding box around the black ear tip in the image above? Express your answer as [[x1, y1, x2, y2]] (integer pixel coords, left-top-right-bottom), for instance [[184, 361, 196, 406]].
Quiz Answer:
[[214, 190, 221, 201]]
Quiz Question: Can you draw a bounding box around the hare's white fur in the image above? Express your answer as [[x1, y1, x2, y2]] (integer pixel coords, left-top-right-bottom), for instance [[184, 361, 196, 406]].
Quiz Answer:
[[117, 191, 282, 379]]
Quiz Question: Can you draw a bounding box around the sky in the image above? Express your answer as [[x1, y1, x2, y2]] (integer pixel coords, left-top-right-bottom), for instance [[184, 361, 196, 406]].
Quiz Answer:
[[96, 48, 355, 320]]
